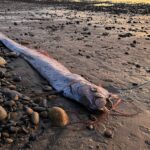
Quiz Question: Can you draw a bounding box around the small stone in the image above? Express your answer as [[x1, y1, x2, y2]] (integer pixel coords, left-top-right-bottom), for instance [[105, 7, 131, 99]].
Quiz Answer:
[[124, 52, 129, 55], [5, 138, 13, 144], [145, 140, 150, 145], [9, 126, 19, 133], [21, 95, 30, 101], [8, 84, 16, 90], [0, 106, 7, 121], [40, 111, 48, 118], [135, 63, 141, 68], [6, 52, 18, 58], [33, 106, 46, 112], [104, 129, 113, 138], [9, 112, 20, 121], [86, 124, 94, 130], [0, 70, 5, 78], [146, 68, 150, 73], [31, 111, 39, 125], [3, 88, 21, 100], [26, 107, 34, 115], [13, 76, 22, 82], [47, 95, 57, 100], [4, 100, 16, 107], [42, 99, 47, 107], [89, 145, 94, 149], [0, 57, 7, 66], [14, 22, 18, 26], [48, 107, 69, 127], [2, 132, 9, 138], [21, 126, 29, 134], [89, 114, 97, 121], [43, 85, 52, 91], [132, 83, 138, 86]]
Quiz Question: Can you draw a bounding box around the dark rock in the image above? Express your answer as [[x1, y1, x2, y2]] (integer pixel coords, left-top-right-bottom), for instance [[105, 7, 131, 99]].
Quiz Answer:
[[13, 76, 22, 82]]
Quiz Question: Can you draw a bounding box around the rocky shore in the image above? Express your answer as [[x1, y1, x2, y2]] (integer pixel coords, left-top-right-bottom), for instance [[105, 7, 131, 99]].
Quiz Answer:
[[0, 0, 150, 150]]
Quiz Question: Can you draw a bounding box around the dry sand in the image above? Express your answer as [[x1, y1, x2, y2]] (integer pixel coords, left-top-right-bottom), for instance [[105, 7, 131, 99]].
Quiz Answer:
[[0, 0, 150, 150]]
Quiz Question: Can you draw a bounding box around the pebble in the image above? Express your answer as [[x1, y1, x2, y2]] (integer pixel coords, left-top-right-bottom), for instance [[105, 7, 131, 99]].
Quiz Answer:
[[86, 124, 95, 130], [2, 132, 9, 138], [21, 95, 30, 101], [33, 106, 46, 112], [48, 107, 69, 127], [31, 111, 39, 125], [0, 106, 7, 121], [89, 114, 97, 121], [5, 138, 13, 144], [8, 84, 16, 90], [145, 140, 150, 145], [42, 85, 52, 91], [103, 129, 113, 138], [0, 70, 5, 78], [26, 107, 34, 115], [0, 57, 7, 66], [9, 126, 19, 133], [4, 100, 16, 107], [40, 111, 48, 118], [89, 145, 94, 149], [3, 88, 21, 100], [6, 52, 18, 58], [13, 76, 22, 82]]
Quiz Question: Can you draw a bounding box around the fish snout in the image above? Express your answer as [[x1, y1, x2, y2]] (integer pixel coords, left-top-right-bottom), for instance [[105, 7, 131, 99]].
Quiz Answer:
[[95, 97, 107, 109]]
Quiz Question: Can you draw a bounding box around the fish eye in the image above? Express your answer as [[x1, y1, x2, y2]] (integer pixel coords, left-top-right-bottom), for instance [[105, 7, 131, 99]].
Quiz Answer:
[[94, 92, 102, 98], [90, 87, 97, 92]]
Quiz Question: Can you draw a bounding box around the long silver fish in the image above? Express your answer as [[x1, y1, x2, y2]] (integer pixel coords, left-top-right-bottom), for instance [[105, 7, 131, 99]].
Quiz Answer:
[[0, 33, 111, 111]]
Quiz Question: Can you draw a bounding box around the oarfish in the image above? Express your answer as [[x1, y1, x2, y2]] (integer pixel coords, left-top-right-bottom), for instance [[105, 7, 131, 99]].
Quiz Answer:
[[0, 33, 111, 111]]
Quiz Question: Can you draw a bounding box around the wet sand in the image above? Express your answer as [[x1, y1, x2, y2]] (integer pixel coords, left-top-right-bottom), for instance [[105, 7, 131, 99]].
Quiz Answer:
[[0, 0, 150, 150]]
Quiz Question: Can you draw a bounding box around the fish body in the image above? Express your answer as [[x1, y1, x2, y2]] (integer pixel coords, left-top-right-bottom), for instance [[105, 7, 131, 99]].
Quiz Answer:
[[0, 33, 110, 110]]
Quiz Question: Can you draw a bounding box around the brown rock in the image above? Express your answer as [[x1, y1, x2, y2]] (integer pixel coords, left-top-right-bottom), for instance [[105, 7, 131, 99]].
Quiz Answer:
[[5, 138, 13, 144], [0, 106, 7, 121], [26, 107, 34, 115], [0, 57, 7, 66], [48, 107, 69, 127], [31, 111, 39, 125]]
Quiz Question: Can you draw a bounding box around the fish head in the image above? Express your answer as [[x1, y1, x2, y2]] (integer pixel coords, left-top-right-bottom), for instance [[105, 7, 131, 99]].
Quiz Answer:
[[80, 84, 109, 111]]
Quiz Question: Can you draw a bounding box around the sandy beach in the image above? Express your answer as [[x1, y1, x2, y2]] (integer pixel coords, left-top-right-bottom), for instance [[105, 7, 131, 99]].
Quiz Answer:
[[0, 0, 150, 150]]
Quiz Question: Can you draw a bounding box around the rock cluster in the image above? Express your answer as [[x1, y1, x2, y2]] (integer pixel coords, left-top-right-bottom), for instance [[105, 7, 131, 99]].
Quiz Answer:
[[0, 45, 69, 146]]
